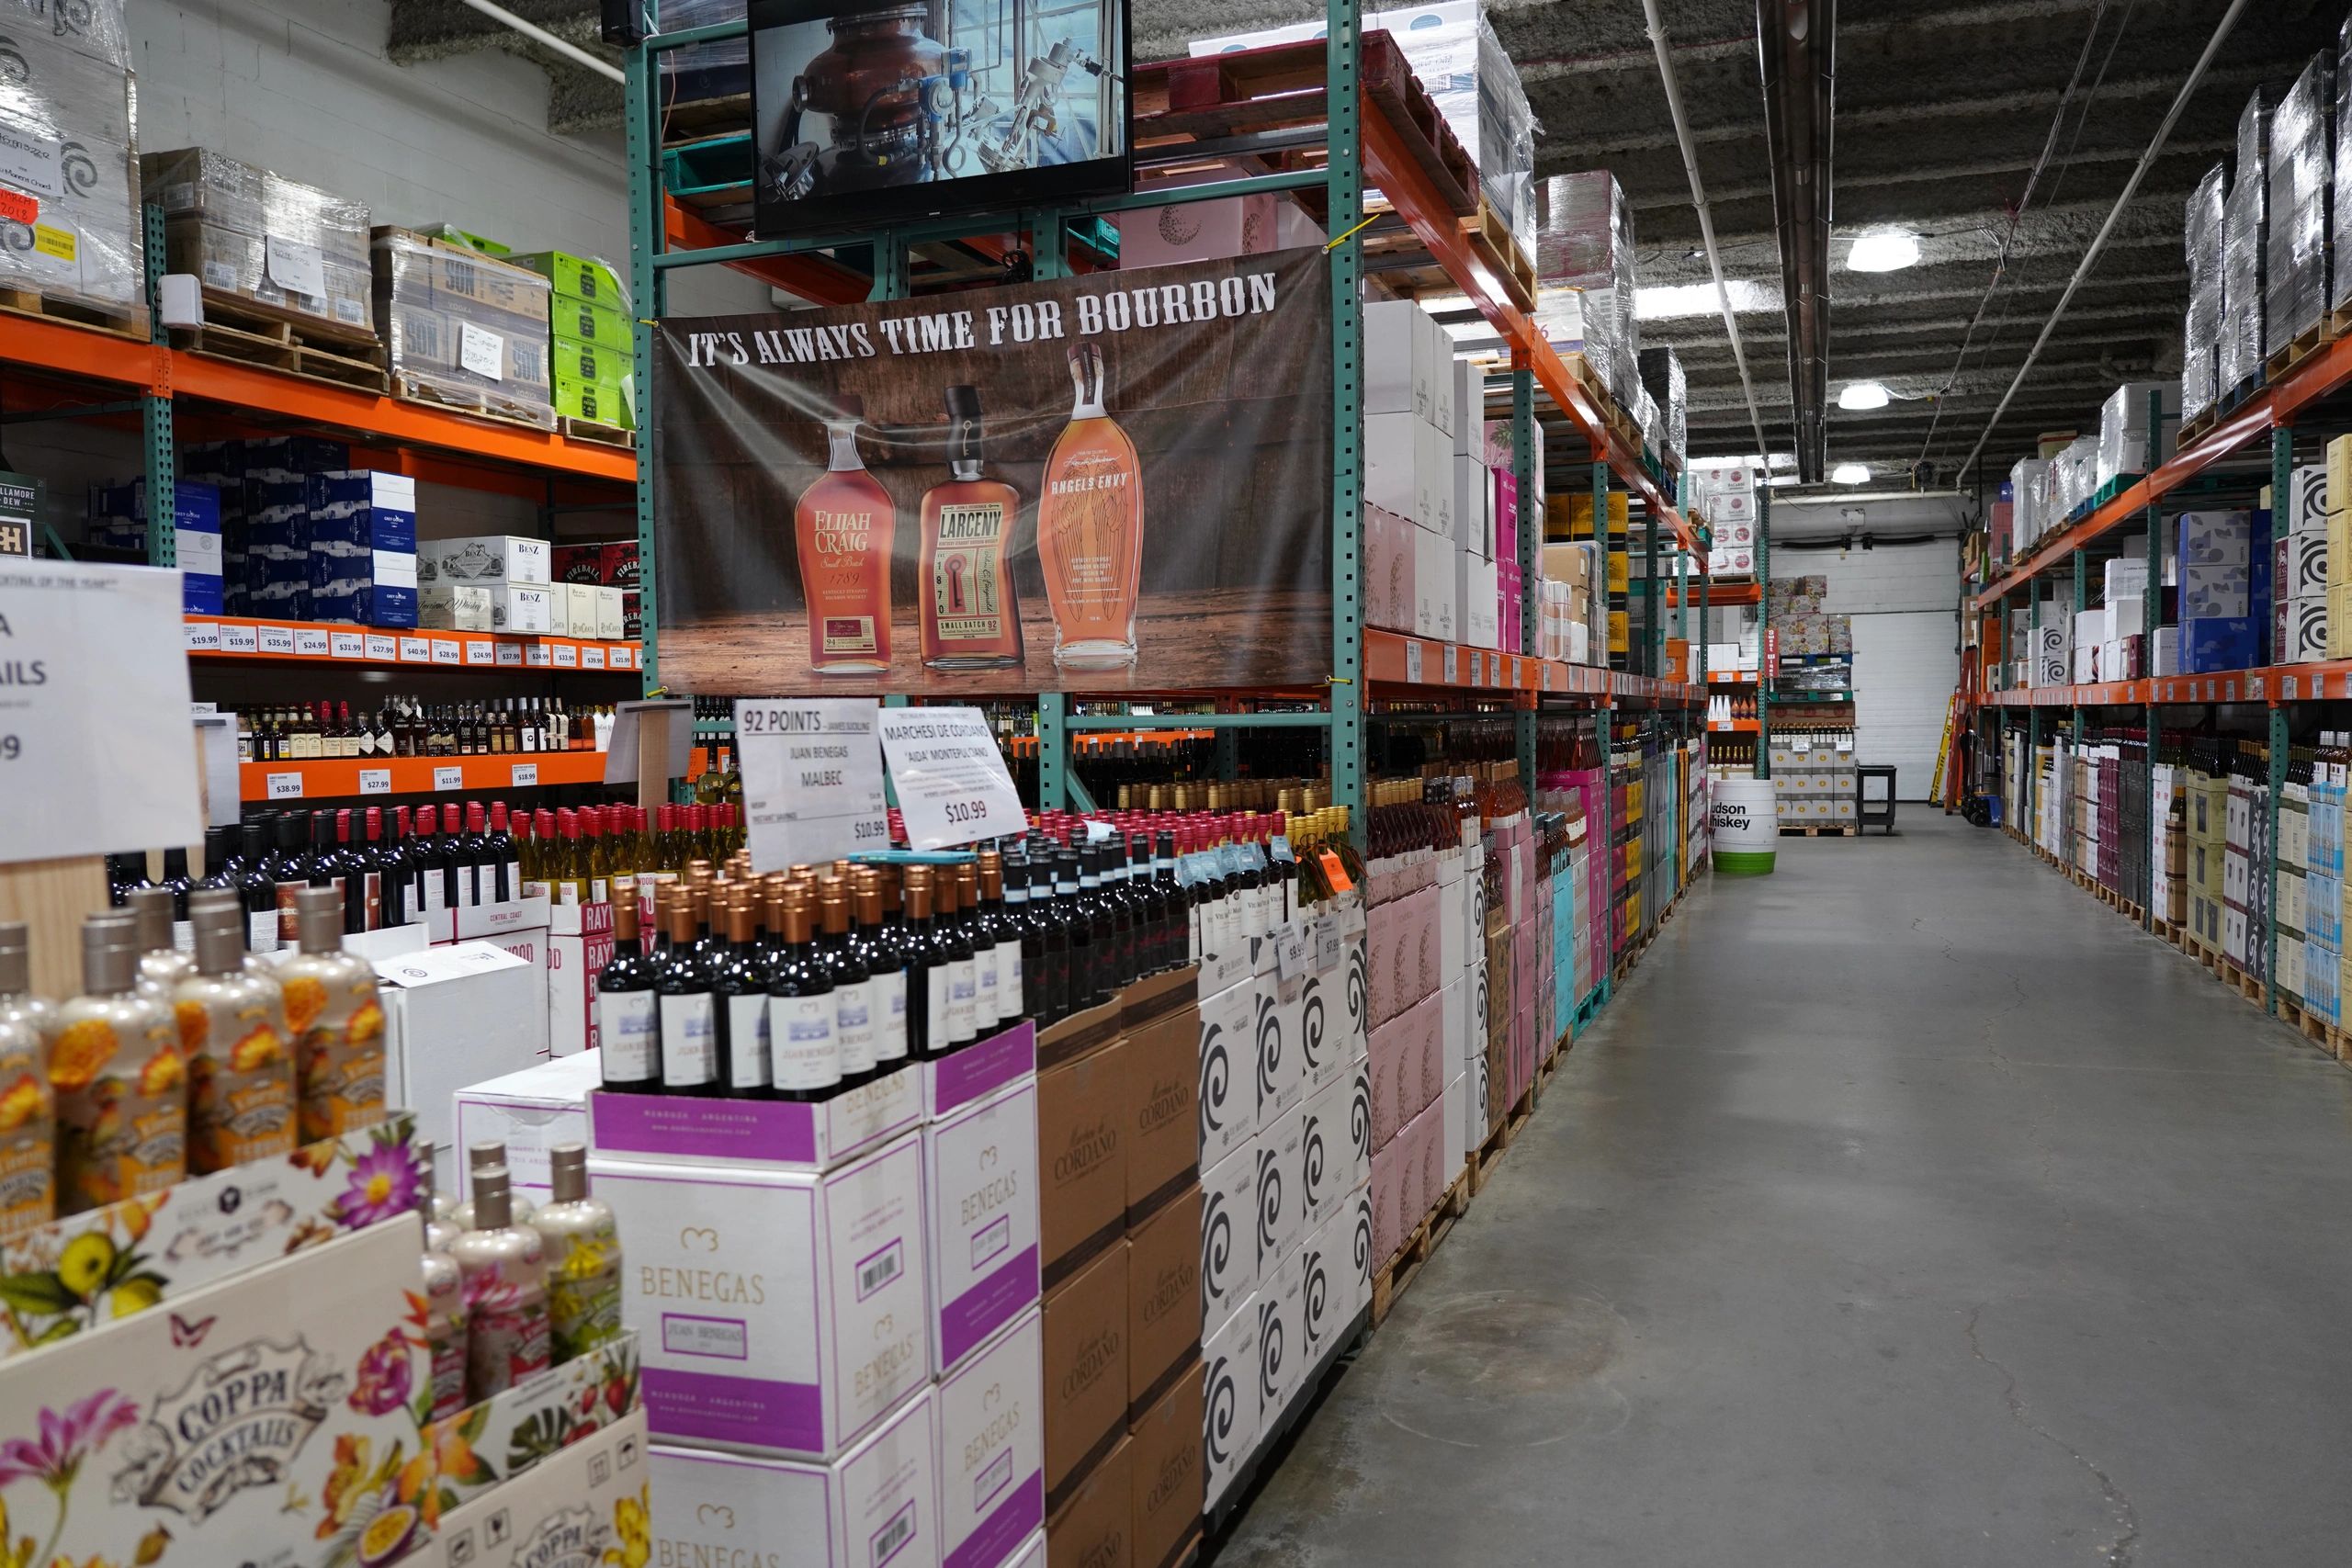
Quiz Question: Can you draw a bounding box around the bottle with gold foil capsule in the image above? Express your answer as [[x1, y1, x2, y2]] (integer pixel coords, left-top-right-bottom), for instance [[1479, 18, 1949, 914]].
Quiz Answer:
[[531, 1144, 622, 1363], [1037, 340, 1143, 668], [278, 885, 388, 1142], [920, 384, 1025, 669], [0, 926, 56, 1243], [175, 892, 296, 1173], [795, 389, 896, 675], [51, 914, 184, 1213], [126, 886, 192, 1003], [448, 1163, 552, 1400], [417, 1168, 469, 1420]]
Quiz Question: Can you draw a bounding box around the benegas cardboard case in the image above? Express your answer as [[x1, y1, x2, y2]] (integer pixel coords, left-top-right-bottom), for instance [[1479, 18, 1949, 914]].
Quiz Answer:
[[646, 1392, 933, 1568], [923, 1078, 1041, 1375], [933, 1311, 1046, 1568]]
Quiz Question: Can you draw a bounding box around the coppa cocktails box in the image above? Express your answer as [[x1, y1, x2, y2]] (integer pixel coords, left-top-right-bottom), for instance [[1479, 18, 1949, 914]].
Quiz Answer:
[[591, 1133, 928, 1461], [437, 1407, 650, 1568], [0, 1114, 421, 1363], [0, 1216, 435, 1568]]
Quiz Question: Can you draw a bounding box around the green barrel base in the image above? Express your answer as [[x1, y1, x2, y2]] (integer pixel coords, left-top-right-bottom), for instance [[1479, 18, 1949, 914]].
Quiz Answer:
[[1713, 850, 1776, 875]]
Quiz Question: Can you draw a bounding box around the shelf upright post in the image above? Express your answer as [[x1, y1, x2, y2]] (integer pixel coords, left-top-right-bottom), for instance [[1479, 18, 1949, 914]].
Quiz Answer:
[[1327, 0, 1366, 846], [2071, 546, 2086, 756], [1644, 491, 1660, 677], [626, 28, 663, 694], [2267, 423, 2294, 1012], [141, 202, 175, 567], [1513, 363, 1537, 786], [2143, 459, 2162, 929], [1031, 209, 1072, 809], [1757, 480, 1770, 780]]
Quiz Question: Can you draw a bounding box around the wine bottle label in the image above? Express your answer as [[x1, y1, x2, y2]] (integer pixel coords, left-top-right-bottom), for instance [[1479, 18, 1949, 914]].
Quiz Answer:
[[53, 1010, 185, 1213], [0, 1026, 51, 1245], [1001, 940, 1024, 1018], [975, 942, 1001, 1031], [171, 919, 194, 954], [659, 993, 718, 1088], [427, 1308, 469, 1420], [181, 992, 296, 1174], [591, 876, 610, 906], [834, 976, 878, 1075], [276, 877, 306, 942], [926, 962, 951, 1050], [725, 992, 771, 1089], [462, 1275, 551, 1400], [873, 970, 909, 1063], [946, 955, 978, 1043], [598, 989, 659, 1080], [544, 1224, 623, 1362], [364, 872, 382, 931], [770, 993, 841, 1089], [424, 874, 447, 914]]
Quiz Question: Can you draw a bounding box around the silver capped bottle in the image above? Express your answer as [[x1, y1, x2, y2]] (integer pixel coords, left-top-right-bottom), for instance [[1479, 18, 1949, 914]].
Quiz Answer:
[[448, 1164, 551, 1400], [127, 886, 192, 1001], [418, 1171, 469, 1420], [52, 915, 184, 1214], [447, 1139, 537, 1231], [530, 1143, 622, 1363]]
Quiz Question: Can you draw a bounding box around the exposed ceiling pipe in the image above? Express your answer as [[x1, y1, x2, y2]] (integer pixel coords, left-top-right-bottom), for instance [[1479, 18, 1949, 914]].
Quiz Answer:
[[458, 0, 627, 83], [1755, 0, 1835, 482], [1956, 0, 2250, 483], [1639, 0, 1771, 466]]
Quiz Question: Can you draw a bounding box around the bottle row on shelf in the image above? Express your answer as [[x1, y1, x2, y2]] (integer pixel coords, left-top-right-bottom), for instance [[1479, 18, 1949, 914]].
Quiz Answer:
[[235, 694, 621, 761]]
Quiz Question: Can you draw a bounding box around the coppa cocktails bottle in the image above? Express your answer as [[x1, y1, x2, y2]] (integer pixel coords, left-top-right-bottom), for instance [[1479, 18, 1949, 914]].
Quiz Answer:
[[920, 384, 1025, 669], [1037, 341, 1142, 667], [796, 390, 896, 674]]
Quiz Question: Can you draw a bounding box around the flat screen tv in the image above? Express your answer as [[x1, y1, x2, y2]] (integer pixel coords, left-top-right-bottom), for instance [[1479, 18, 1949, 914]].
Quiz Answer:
[[748, 0, 1132, 239]]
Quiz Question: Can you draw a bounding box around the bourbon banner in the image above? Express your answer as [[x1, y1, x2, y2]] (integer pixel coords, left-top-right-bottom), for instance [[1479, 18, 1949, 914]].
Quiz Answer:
[[650, 248, 1334, 695]]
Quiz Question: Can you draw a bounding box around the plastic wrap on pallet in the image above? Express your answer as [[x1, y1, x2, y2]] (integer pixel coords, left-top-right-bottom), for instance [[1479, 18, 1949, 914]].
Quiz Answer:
[[2266, 52, 2333, 357], [2335, 15, 2352, 317], [2220, 86, 2277, 396], [2096, 381, 2181, 487], [2009, 457, 2048, 558], [5, 0, 131, 66], [1633, 382, 1661, 457], [658, 0, 749, 105], [370, 227, 555, 430], [0, 23, 145, 328], [141, 148, 374, 338], [2183, 163, 2228, 423], [1536, 171, 1637, 406], [1637, 345, 1685, 468]]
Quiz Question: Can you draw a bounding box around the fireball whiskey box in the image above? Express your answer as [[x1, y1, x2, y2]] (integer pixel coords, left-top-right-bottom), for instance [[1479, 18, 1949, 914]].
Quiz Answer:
[[438, 1407, 650, 1568], [0, 1219, 430, 1568]]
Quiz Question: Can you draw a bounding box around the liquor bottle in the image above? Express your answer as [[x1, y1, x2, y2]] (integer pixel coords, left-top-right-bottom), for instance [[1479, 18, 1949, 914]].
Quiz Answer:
[[937, 865, 978, 1052], [125, 886, 190, 1000], [487, 803, 521, 904], [819, 880, 877, 1087], [366, 807, 406, 930], [766, 886, 841, 1101], [854, 868, 909, 1070], [532, 1144, 623, 1363], [279, 885, 389, 1142], [157, 846, 194, 923], [964, 860, 1002, 1037], [1154, 830, 1188, 971], [449, 1141, 537, 1231], [794, 391, 895, 675], [175, 891, 296, 1172], [457, 803, 492, 908], [1023, 851, 1065, 1024], [714, 894, 773, 1098], [920, 384, 1025, 669], [1077, 844, 1115, 1007], [597, 877, 661, 1093], [235, 821, 278, 953], [197, 826, 236, 896], [653, 891, 720, 1096], [1037, 340, 1143, 668], [53, 914, 184, 1213], [449, 1165, 552, 1400], [419, 1225, 469, 1419], [408, 804, 446, 917], [989, 848, 1027, 1023], [1056, 847, 1094, 1010], [0, 925, 54, 1244]]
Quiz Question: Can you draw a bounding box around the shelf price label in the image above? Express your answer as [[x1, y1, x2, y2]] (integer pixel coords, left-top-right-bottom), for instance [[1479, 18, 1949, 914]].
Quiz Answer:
[[330, 632, 365, 660], [511, 762, 538, 787], [582, 645, 606, 670], [877, 705, 1024, 851], [184, 621, 220, 651], [737, 698, 889, 870], [494, 643, 523, 667], [526, 644, 551, 668], [366, 634, 398, 661], [463, 639, 493, 666], [358, 768, 391, 795], [1442, 645, 1458, 683], [258, 625, 295, 655], [430, 638, 460, 665], [552, 643, 578, 668], [294, 628, 329, 657], [266, 772, 302, 800], [220, 624, 258, 654], [1404, 639, 1423, 683], [399, 637, 429, 663], [433, 766, 463, 791], [612, 646, 636, 670]]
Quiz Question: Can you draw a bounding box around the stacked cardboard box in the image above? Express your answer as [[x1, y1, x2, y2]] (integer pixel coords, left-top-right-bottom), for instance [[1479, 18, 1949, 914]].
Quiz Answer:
[[144, 148, 374, 340], [2324, 434, 2352, 656], [2267, 53, 2334, 359], [374, 227, 557, 428], [1550, 488, 1630, 667], [305, 470, 419, 626], [2097, 382, 2181, 488], [1690, 458, 1758, 580], [554, 538, 643, 641], [2177, 510, 2268, 671], [2276, 461, 2328, 661], [2221, 88, 2278, 398], [84, 479, 222, 612], [511, 249, 637, 430], [1767, 737, 1859, 828], [2183, 164, 2231, 426], [2, 7, 143, 327], [1535, 172, 1638, 411], [2185, 770, 2229, 953], [420, 532, 556, 634], [2308, 746, 2345, 1025]]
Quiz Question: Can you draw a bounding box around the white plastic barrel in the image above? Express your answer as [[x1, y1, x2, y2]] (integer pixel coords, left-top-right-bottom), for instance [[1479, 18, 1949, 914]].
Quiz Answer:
[[1712, 777, 1778, 875]]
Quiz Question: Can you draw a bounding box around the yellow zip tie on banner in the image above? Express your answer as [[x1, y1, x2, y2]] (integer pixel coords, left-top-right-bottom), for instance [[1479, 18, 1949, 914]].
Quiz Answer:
[[1325, 215, 1378, 252]]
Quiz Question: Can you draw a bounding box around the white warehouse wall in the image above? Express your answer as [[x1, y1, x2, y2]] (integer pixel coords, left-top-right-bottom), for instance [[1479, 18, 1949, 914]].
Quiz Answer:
[[1773, 538, 1962, 800]]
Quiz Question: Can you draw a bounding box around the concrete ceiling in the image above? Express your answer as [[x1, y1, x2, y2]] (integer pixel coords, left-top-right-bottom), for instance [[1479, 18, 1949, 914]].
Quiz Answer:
[[393, 0, 2346, 490]]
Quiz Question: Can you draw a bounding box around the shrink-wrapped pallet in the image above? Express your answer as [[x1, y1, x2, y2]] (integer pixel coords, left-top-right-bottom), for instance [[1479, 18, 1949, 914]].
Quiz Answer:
[[1535, 171, 1637, 408], [2220, 87, 2277, 395], [142, 148, 374, 338], [0, 6, 145, 328], [2266, 53, 2332, 357], [372, 227, 555, 429]]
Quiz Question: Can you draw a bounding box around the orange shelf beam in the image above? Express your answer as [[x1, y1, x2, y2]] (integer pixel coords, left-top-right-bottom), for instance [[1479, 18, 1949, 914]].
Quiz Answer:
[[1362, 628, 1701, 704], [187, 615, 639, 673], [665, 198, 872, 306], [1980, 661, 2352, 706], [241, 750, 613, 802]]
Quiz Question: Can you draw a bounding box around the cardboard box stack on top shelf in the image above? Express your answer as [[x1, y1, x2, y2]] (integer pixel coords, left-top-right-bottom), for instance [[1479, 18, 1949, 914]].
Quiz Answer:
[[511, 250, 638, 431], [2267, 51, 2333, 362], [1690, 457, 1758, 581], [1638, 345, 1687, 477], [1549, 488, 1629, 669], [2, 6, 144, 328], [1533, 171, 1639, 418], [143, 148, 376, 343], [2183, 164, 2231, 430], [373, 226, 557, 429], [2222, 86, 2278, 400]]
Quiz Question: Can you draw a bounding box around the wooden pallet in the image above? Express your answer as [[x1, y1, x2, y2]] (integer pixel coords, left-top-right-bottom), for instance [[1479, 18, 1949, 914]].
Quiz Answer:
[[1132, 32, 1479, 216], [1779, 824, 1859, 838], [390, 373, 559, 433], [661, 91, 751, 143], [1460, 195, 1534, 310], [558, 415, 635, 449], [1469, 1083, 1537, 1196], [192, 288, 379, 354], [2267, 319, 2334, 382], [0, 287, 144, 337], [168, 317, 388, 393], [1370, 1169, 1472, 1325]]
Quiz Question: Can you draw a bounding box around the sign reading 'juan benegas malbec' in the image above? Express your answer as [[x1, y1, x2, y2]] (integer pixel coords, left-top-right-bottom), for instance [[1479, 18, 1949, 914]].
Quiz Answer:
[[652, 248, 1334, 697]]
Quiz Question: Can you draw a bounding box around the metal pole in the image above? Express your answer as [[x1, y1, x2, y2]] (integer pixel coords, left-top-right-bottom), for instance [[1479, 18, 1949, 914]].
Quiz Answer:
[[2143, 388, 2165, 930], [1513, 366, 1538, 787], [1757, 480, 1771, 780], [2267, 424, 2293, 1011], [1328, 0, 1366, 845], [141, 202, 175, 568], [625, 34, 662, 692]]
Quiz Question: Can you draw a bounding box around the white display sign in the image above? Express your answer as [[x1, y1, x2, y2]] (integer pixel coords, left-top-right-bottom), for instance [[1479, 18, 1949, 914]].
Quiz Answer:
[[464, 639, 493, 666], [877, 705, 1024, 850], [512, 762, 538, 787], [294, 627, 329, 657], [264, 234, 326, 299], [602, 698, 694, 786], [365, 634, 397, 660], [459, 321, 506, 380], [736, 698, 889, 871], [220, 623, 257, 653], [0, 564, 203, 864]]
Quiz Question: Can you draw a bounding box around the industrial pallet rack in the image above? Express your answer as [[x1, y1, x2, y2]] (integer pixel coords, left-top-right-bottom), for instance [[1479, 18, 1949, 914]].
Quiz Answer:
[[1962, 338, 2352, 1020]]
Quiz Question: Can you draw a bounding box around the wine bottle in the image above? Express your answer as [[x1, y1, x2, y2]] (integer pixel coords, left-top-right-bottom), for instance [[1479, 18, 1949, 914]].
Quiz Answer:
[[766, 885, 842, 1101], [596, 877, 661, 1093]]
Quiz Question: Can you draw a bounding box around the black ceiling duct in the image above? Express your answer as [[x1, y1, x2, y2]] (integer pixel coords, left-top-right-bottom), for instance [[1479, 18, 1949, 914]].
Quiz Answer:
[[1756, 0, 1834, 482]]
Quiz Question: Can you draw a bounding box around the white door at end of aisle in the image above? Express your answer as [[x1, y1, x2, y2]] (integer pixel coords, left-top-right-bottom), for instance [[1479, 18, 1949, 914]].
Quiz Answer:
[[1851, 610, 1959, 799]]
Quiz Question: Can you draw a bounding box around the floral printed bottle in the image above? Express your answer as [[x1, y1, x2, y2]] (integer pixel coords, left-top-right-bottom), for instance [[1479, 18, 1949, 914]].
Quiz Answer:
[[277, 885, 387, 1142], [0, 923, 55, 1244], [449, 1164, 551, 1399], [51, 914, 183, 1213], [175, 892, 295, 1172], [530, 1143, 622, 1363]]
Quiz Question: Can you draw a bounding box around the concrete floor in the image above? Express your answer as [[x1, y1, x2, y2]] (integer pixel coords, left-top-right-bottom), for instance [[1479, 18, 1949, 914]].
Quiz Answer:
[[1217, 817, 2352, 1567]]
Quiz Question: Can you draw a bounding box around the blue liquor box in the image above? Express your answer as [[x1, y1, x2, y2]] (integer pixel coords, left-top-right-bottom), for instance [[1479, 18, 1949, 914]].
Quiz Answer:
[[85, 478, 224, 613], [305, 470, 419, 626]]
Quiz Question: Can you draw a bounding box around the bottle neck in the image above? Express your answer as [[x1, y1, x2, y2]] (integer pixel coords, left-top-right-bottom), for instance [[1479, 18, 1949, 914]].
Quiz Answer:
[[826, 421, 865, 472]]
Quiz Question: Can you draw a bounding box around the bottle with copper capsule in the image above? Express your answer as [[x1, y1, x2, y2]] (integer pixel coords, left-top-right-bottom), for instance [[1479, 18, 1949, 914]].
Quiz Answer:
[[713, 892, 773, 1098], [961, 860, 1002, 1037], [991, 848, 1029, 1023], [175, 891, 296, 1173], [278, 885, 389, 1142], [819, 879, 877, 1088], [597, 876, 661, 1093], [51, 914, 184, 1213], [449, 1164, 552, 1400], [531, 1143, 622, 1363], [766, 885, 841, 1101], [0, 924, 55, 1243], [938, 864, 979, 1051], [854, 869, 910, 1071], [654, 889, 721, 1097], [900, 867, 942, 1059]]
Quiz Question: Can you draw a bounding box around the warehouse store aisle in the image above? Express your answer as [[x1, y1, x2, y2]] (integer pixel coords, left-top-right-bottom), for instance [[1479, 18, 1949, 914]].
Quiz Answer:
[[1219, 818, 2352, 1566]]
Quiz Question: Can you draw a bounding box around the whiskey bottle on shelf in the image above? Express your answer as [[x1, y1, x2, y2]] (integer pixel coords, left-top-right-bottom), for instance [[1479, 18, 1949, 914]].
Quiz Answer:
[[794, 390, 896, 675], [1038, 341, 1142, 668], [920, 385, 1025, 670]]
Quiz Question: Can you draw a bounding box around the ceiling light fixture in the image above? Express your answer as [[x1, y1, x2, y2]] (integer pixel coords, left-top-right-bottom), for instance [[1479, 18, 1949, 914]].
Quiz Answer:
[[1832, 462, 1871, 485], [1837, 381, 1890, 411], [1845, 229, 1921, 273]]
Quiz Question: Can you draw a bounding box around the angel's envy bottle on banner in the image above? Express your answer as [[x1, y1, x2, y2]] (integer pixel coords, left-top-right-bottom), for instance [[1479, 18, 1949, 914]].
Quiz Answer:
[[796, 390, 895, 674], [1038, 341, 1142, 668], [919, 384, 1024, 669]]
